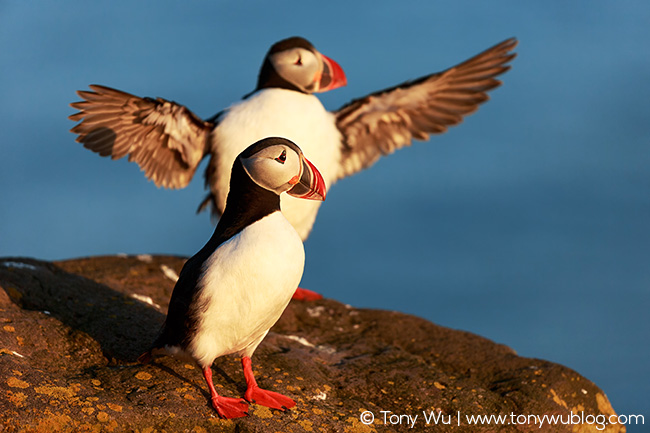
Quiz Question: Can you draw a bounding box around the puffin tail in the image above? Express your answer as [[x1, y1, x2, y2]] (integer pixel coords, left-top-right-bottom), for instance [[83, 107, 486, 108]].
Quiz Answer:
[[137, 351, 153, 364]]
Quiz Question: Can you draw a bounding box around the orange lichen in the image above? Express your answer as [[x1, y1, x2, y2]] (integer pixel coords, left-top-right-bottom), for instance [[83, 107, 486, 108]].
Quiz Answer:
[[596, 392, 617, 416], [298, 420, 315, 431], [253, 405, 274, 419], [6, 390, 27, 407], [549, 388, 568, 409], [106, 403, 122, 412], [81, 407, 95, 415], [135, 371, 152, 381], [344, 416, 376, 433], [34, 383, 80, 400], [32, 411, 76, 432], [7, 376, 29, 389]]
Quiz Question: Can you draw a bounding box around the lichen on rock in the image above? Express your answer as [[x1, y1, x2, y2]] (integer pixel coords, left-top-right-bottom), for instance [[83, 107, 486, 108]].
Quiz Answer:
[[0, 256, 625, 432]]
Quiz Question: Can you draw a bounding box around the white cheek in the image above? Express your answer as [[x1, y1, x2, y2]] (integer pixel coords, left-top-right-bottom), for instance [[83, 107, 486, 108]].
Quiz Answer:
[[300, 51, 319, 72], [285, 153, 301, 180], [248, 159, 296, 193], [268, 160, 294, 189], [273, 49, 319, 90]]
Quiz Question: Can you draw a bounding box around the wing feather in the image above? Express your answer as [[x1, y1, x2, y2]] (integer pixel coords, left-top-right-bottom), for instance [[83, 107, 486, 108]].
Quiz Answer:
[[335, 38, 517, 180], [69, 85, 214, 189]]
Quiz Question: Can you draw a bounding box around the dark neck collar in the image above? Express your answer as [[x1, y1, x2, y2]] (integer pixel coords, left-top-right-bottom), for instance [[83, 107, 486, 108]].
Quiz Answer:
[[254, 57, 305, 94], [201, 161, 280, 254]]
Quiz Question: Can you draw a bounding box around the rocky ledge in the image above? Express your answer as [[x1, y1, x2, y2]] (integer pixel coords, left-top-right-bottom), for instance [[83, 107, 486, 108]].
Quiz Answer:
[[0, 256, 623, 432]]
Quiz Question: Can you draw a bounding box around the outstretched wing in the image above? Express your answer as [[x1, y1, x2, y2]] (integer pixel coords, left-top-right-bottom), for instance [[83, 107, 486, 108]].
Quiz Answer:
[[69, 85, 214, 189], [335, 38, 517, 180]]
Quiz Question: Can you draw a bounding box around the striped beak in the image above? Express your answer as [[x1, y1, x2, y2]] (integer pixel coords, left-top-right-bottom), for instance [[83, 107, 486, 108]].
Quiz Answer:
[[314, 53, 347, 93], [287, 155, 326, 201]]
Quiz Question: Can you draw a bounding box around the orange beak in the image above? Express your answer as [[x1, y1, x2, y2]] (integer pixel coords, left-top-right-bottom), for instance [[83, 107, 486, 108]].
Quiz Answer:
[[287, 155, 327, 201], [314, 53, 347, 93]]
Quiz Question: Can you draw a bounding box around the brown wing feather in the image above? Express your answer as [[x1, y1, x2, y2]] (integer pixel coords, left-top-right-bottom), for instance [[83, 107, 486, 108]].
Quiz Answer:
[[335, 38, 518, 180], [69, 85, 214, 189]]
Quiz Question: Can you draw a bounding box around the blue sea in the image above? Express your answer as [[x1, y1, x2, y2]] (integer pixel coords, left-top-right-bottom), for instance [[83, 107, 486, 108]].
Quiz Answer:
[[1, 2, 648, 429]]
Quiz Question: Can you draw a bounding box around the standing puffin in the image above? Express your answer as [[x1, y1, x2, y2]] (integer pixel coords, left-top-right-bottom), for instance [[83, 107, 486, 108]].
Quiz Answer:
[[69, 36, 517, 241], [139, 137, 326, 419]]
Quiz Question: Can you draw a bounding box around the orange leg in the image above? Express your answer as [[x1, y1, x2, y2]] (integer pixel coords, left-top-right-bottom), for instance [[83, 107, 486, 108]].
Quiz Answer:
[[242, 356, 296, 411], [202, 366, 249, 419], [292, 287, 323, 301]]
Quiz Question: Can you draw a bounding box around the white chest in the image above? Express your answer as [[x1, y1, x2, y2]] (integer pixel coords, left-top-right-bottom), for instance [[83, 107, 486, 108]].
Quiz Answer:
[[188, 212, 304, 365], [210, 89, 342, 239]]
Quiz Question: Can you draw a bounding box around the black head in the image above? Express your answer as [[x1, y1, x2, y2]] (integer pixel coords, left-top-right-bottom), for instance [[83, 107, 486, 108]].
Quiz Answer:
[[254, 37, 347, 94]]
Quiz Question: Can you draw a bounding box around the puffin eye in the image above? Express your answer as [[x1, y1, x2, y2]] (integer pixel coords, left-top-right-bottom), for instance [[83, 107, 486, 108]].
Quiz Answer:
[[294, 55, 302, 66], [275, 150, 287, 164]]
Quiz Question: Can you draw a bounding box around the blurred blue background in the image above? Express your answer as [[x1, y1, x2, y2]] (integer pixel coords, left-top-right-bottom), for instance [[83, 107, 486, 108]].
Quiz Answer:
[[1, 1, 648, 424]]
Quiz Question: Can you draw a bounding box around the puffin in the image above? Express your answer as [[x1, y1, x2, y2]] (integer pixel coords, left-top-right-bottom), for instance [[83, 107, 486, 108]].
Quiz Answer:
[[69, 36, 517, 299], [138, 137, 326, 419]]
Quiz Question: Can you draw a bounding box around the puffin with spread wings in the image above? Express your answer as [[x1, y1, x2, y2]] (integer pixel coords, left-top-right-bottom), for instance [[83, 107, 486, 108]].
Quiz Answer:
[[70, 36, 517, 297]]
